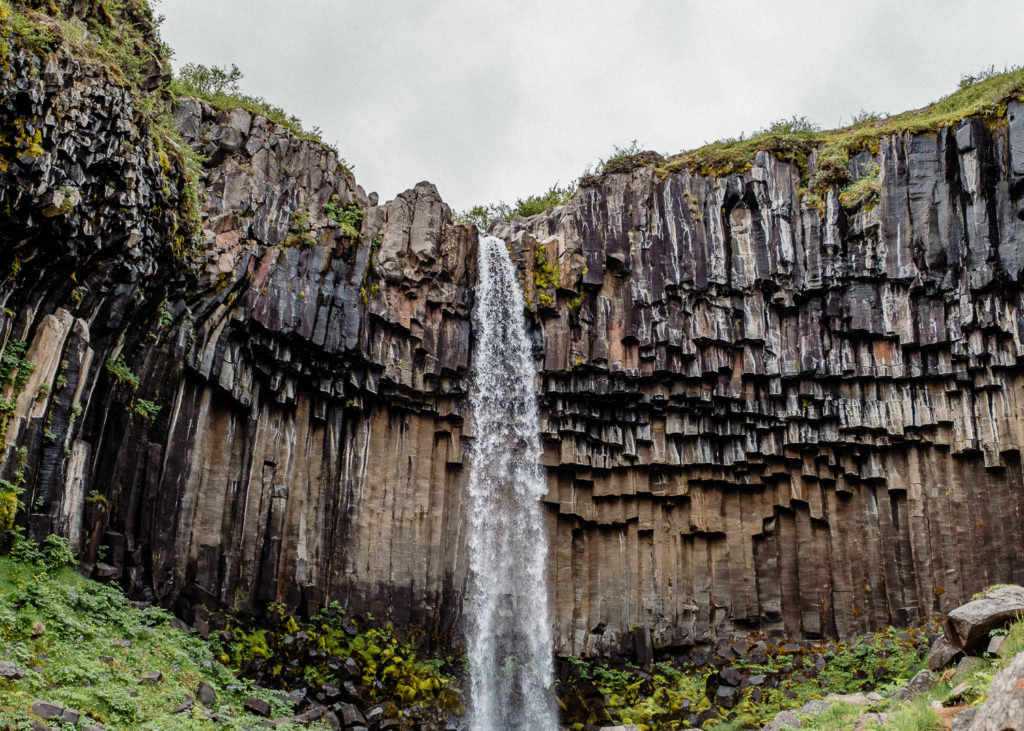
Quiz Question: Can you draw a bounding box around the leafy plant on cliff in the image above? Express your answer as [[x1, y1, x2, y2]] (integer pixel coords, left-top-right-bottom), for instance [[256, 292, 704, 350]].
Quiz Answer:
[[533, 247, 558, 307], [105, 354, 139, 391], [324, 195, 363, 240], [283, 210, 316, 247], [0, 340, 35, 452], [132, 397, 160, 423]]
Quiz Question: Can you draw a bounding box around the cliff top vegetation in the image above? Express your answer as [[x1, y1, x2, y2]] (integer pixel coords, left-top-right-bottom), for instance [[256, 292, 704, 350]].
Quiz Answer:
[[456, 65, 1024, 228], [599, 64, 1024, 194]]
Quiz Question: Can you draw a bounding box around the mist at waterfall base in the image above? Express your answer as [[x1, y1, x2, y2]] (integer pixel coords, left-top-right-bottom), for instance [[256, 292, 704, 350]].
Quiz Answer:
[[465, 236, 558, 730]]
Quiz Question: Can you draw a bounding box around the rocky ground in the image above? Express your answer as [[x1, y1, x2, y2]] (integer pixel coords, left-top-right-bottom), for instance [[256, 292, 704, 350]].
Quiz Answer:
[[2, 542, 1021, 730]]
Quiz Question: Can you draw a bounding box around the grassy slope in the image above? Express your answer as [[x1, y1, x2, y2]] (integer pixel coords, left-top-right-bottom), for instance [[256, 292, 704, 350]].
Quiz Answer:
[[0, 551, 326, 730]]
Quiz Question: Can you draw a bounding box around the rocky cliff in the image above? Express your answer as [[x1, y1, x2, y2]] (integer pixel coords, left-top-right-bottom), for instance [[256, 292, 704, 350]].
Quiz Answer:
[[3, 11, 1024, 660]]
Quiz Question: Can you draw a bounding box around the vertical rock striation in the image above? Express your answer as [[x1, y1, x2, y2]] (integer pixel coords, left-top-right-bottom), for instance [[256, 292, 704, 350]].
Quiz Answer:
[[493, 116, 1024, 654], [3, 29, 1024, 658]]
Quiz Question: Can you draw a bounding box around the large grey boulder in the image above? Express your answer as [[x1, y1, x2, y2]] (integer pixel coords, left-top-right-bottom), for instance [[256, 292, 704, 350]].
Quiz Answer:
[[945, 585, 1024, 654], [960, 651, 1024, 730]]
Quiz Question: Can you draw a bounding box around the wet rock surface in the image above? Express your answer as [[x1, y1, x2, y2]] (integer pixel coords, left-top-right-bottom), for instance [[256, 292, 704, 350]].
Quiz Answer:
[[3, 26, 1024, 661]]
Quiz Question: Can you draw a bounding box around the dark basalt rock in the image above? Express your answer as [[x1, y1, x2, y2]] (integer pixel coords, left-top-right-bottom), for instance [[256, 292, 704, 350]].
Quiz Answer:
[[2, 21, 1024, 667]]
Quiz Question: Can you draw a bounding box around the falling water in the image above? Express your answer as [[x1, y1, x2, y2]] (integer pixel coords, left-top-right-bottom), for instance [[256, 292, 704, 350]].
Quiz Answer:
[[465, 235, 557, 730]]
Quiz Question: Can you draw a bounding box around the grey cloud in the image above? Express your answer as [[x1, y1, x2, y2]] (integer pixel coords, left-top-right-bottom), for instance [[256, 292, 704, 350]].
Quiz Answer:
[[159, 0, 1024, 211]]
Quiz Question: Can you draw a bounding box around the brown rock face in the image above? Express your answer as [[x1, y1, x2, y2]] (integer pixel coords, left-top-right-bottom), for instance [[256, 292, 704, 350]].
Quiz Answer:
[[3, 33, 1024, 658]]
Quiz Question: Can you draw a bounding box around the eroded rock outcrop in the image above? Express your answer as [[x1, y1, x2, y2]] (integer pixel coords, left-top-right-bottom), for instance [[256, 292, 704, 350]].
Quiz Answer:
[[4, 22, 1024, 660], [493, 121, 1024, 653]]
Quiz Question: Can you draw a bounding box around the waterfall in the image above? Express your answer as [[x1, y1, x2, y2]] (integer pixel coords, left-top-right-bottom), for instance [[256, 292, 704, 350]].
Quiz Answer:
[[465, 235, 557, 730]]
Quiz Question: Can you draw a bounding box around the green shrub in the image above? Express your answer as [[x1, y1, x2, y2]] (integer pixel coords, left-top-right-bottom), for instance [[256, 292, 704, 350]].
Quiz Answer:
[[105, 354, 139, 391], [454, 182, 575, 230], [133, 398, 161, 423], [324, 196, 363, 240]]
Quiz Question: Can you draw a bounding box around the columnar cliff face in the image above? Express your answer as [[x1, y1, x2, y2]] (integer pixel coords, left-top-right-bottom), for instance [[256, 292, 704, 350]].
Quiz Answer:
[[4, 34, 1024, 658]]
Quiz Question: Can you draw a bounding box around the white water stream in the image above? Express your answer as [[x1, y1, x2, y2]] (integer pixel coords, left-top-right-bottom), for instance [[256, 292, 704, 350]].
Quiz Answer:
[[465, 235, 557, 730]]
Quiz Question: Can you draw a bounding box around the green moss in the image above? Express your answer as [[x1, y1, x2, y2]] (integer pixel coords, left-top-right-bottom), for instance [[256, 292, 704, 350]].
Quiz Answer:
[[838, 164, 881, 212]]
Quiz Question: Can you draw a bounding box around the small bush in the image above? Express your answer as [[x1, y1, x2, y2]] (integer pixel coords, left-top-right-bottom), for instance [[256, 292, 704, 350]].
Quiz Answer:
[[324, 196, 363, 240], [133, 398, 161, 423], [105, 354, 139, 391], [455, 182, 575, 230]]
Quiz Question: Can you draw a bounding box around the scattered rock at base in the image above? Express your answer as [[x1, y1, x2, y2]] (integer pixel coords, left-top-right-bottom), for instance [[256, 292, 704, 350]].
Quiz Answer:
[[0, 661, 26, 679], [764, 709, 803, 729], [196, 682, 217, 708], [952, 655, 983, 681], [951, 705, 978, 730], [944, 682, 972, 705], [958, 650, 1024, 730], [987, 634, 1009, 658], [171, 696, 194, 714], [894, 668, 935, 699], [59, 708, 80, 724], [929, 633, 965, 671], [853, 712, 889, 729], [244, 696, 272, 718], [944, 585, 1024, 654], [138, 671, 163, 684], [30, 701, 63, 720], [798, 699, 831, 715]]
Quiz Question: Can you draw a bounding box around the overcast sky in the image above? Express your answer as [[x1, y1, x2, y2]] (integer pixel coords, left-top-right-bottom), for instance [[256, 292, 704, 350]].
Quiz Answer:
[[158, 0, 1023, 213]]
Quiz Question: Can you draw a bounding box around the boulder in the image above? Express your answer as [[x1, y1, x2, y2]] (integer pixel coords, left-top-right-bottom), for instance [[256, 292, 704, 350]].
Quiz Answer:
[[959, 650, 1024, 729], [764, 709, 803, 729], [929, 633, 965, 671], [953, 655, 984, 681], [196, 682, 217, 708], [894, 668, 934, 700], [244, 696, 272, 717], [944, 585, 1024, 654], [0, 661, 27, 679], [853, 713, 889, 729], [824, 692, 872, 706], [798, 699, 831, 715], [952, 706, 978, 730], [30, 701, 63, 719]]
